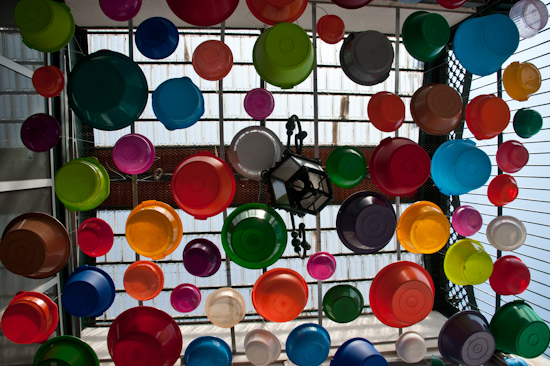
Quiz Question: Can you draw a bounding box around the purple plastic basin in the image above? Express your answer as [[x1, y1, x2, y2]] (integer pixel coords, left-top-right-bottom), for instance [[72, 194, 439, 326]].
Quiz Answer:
[[21, 113, 61, 152], [438, 310, 495, 366], [452, 205, 483, 237], [307, 252, 336, 280], [336, 191, 396, 254], [183, 239, 222, 277], [112, 133, 155, 175], [244, 88, 275, 120], [171, 284, 201, 313]]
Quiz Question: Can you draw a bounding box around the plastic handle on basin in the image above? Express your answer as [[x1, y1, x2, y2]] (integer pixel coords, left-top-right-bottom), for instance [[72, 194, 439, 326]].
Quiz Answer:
[[82, 156, 101, 166], [152, 253, 167, 260]]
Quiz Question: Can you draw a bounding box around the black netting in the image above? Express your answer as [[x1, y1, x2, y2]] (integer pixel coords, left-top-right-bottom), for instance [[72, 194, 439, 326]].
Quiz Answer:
[[420, 45, 477, 318]]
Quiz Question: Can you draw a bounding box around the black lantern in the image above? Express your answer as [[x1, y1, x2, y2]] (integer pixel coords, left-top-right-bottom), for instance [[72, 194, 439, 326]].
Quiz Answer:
[[263, 115, 334, 217]]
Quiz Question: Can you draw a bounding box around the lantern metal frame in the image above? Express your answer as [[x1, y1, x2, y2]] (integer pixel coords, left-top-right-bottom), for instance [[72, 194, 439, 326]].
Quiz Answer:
[[262, 115, 334, 218]]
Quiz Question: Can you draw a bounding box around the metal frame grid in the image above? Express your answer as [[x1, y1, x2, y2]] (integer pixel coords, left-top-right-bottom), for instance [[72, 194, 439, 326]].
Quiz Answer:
[[64, 7, 437, 355], [43, 2, 497, 361]]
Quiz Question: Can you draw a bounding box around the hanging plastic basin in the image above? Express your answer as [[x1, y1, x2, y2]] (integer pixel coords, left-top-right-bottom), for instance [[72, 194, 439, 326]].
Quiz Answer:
[[32, 65, 64, 98], [171, 152, 235, 219], [67, 50, 148, 131], [436, 0, 466, 9], [490, 256, 530, 296], [135, 17, 179, 60], [496, 140, 529, 174], [451, 205, 483, 237], [108, 307, 182, 366], [62, 265, 116, 318], [317, 15, 345, 44], [490, 300, 550, 358], [1, 291, 58, 344], [252, 268, 308, 322], [244, 329, 282, 366], [184, 336, 232, 366], [453, 14, 519, 76], [370, 261, 434, 328], [55, 157, 110, 212], [514, 108, 543, 138], [369, 137, 431, 196], [431, 139, 491, 196], [125, 200, 183, 260], [166, 0, 239, 26], [205, 287, 246, 328], [244, 88, 275, 120], [34, 336, 99, 366], [488, 174, 519, 206], [307, 251, 337, 280], [152, 77, 205, 130], [402, 12, 450, 62], [396, 201, 449, 254], [431, 356, 445, 366], [171, 283, 201, 313], [99, 0, 141, 22], [183, 238, 222, 277], [123, 261, 164, 301], [336, 191, 396, 254], [510, 0, 549, 38], [192, 40, 233, 81], [323, 284, 364, 323], [340, 31, 393, 86], [503, 62, 541, 101], [228, 126, 283, 180], [246, 0, 308, 25], [443, 239, 493, 286], [506, 358, 530, 366], [14, 0, 75, 53], [332, 338, 388, 366], [21, 113, 60, 153], [77, 217, 114, 257], [331, 0, 372, 8], [486, 215, 526, 251], [286, 323, 331, 366], [439, 310, 495, 366], [0, 212, 70, 279], [396, 332, 427, 363], [465, 94, 510, 140], [222, 203, 287, 269], [411, 83, 463, 135], [112, 133, 155, 175], [326, 146, 366, 188], [253, 22, 315, 89], [368, 92, 405, 133]]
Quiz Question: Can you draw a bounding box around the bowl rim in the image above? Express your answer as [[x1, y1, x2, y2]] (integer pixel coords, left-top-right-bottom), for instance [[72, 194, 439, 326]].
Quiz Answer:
[[67, 50, 148, 131]]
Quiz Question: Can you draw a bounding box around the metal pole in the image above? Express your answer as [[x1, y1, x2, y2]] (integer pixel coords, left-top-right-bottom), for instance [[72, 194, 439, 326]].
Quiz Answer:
[[395, 8, 403, 338], [495, 68, 503, 311], [129, 19, 139, 209], [128, 19, 142, 311], [311, 2, 324, 327], [47, 48, 66, 336], [218, 22, 237, 354], [394, 9, 402, 264]]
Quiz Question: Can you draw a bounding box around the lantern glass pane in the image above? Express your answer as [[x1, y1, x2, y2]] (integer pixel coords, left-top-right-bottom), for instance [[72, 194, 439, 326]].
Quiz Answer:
[[271, 157, 300, 181]]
